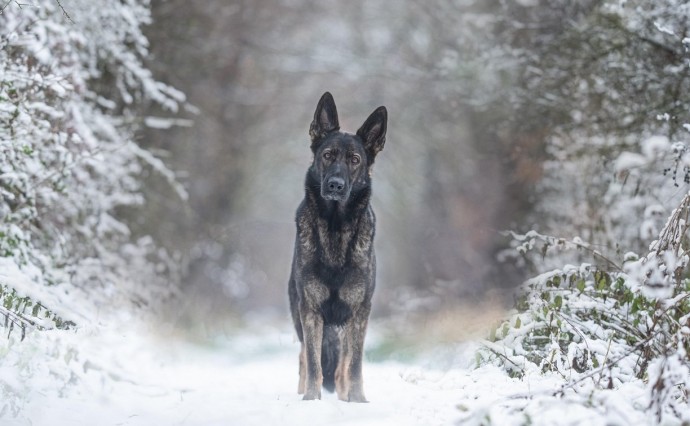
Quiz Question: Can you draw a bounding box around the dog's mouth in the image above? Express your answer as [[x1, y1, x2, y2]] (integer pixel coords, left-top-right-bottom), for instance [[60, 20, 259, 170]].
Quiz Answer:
[[321, 191, 349, 202]]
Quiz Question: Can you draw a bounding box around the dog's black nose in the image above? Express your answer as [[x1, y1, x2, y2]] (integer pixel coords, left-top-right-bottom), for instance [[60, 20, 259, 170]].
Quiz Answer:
[[327, 177, 345, 193]]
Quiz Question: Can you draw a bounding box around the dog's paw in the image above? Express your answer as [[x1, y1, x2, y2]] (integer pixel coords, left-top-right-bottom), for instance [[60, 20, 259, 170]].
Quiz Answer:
[[302, 390, 322, 401], [347, 391, 368, 403]]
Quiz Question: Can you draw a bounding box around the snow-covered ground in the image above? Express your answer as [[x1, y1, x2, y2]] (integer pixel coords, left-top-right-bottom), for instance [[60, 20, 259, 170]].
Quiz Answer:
[[5, 323, 479, 426], [0, 320, 665, 426]]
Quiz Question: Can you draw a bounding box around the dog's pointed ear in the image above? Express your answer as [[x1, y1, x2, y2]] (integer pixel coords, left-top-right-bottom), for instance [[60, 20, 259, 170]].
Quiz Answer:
[[357, 106, 387, 162], [309, 92, 340, 145]]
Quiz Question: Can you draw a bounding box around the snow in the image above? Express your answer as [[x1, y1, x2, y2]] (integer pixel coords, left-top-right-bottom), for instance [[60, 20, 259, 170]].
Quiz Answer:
[[654, 21, 676, 36], [2, 324, 473, 426], [614, 151, 646, 172], [0, 257, 83, 327], [1, 1, 688, 425], [641, 135, 670, 158], [0, 321, 671, 426], [144, 116, 194, 129]]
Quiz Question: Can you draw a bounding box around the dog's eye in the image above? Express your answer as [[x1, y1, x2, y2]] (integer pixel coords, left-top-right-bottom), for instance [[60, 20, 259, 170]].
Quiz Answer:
[[323, 152, 332, 160], [351, 155, 360, 165]]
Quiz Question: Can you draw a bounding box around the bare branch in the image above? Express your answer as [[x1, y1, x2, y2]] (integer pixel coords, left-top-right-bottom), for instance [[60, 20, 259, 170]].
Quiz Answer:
[[54, 0, 72, 23], [0, 0, 14, 14]]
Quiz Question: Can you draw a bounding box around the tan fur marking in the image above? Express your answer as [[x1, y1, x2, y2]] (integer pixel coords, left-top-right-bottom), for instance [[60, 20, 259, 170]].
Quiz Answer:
[[335, 348, 352, 401], [298, 345, 306, 394]]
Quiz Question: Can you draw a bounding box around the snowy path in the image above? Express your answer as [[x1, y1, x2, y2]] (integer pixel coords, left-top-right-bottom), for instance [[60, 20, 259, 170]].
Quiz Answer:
[[14, 325, 499, 426], [8, 323, 656, 426]]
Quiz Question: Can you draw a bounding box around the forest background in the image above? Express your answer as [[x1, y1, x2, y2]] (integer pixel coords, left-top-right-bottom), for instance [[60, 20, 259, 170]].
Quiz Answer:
[[1, 0, 688, 424]]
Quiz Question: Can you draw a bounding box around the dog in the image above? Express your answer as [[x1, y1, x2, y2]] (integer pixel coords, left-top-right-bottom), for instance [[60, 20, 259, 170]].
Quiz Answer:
[[288, 92, 387, 402]]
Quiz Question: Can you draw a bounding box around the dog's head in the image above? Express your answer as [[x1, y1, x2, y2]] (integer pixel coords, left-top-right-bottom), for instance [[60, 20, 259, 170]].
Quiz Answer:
[[309, 92, 387, 203]]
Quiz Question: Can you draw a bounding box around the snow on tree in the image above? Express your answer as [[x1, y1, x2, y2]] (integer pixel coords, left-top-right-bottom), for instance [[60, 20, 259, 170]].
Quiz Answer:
[[0, 0, 185, 417], [496, 0, 690, 257]]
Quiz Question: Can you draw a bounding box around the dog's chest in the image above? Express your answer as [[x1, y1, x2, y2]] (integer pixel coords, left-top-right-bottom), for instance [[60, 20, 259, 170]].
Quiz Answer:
[[316, 220, 353, 267]]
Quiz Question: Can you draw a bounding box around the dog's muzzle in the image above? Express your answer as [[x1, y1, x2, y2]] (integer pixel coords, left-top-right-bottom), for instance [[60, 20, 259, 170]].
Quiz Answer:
[[322, 176, 348, 201]]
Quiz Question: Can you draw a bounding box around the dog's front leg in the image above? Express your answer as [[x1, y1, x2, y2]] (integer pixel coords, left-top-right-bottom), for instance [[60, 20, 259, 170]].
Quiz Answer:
[[300, 309, 324, 400], [335, 326, 351, 401], [298, 344, 307, 394], [347, 305, 371, 402]]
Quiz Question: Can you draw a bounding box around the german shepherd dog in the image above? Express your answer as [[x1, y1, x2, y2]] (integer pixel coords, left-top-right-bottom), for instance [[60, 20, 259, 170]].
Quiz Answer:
[[288, 92, 387, 402]]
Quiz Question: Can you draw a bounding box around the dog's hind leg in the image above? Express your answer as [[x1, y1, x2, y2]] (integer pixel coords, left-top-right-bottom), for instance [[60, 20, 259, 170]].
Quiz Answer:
[[300, 310, 324, 400]]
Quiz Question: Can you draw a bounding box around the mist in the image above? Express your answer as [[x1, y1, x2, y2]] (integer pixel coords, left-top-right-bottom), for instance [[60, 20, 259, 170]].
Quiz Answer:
[[141, 0, 523, 333]]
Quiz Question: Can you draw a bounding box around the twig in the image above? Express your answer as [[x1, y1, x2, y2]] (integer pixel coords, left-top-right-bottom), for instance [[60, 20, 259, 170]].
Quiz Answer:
[[480, 342, 526, 375], [566, 240, 623, 272], [505, 230, 623, 271], [0, 0, 14, 14], [1, 305, 34, 340], [54, 0, 72, 23], [554, 334, 654, 396], [595, 336, 613, 387]]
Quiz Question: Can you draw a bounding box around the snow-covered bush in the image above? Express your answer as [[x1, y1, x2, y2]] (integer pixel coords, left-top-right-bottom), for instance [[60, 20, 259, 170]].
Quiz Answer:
[[480, 5, 690, 418], [515, 0, 690, 258], [1, 0, 185, 417], [0, 0, 185, 329], [482, 194, 690, 423]]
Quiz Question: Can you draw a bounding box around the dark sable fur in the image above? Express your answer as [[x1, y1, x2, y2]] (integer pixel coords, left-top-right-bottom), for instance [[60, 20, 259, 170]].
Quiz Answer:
[[288, 92, 387, 402]]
